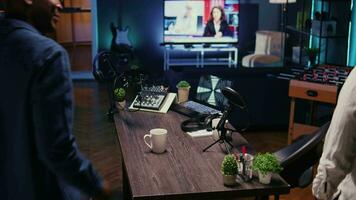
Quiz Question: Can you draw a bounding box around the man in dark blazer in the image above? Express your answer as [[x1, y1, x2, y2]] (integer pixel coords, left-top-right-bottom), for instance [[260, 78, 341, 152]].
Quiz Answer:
[[0, 0, 112, 199]]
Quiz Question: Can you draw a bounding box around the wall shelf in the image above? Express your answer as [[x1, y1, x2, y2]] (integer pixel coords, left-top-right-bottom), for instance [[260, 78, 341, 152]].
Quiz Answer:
[[286, 0, 351, 66], [61, 7, 91, 13], [286, 25, 348, 39]]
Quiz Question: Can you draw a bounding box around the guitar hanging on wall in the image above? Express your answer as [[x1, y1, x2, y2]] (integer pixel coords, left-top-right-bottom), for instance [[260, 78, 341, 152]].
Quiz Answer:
[[110, 22, 133, 65], [110, 22, 132, 51]]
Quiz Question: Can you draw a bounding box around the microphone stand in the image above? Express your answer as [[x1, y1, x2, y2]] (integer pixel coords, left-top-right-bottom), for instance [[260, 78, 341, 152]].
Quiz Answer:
[[102, 52, 121, 121], [203, 104, 235, 153], [106, 78, 118, 122]]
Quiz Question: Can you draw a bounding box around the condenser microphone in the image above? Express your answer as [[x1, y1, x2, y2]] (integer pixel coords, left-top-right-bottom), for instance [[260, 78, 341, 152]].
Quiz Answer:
[[216, 87, 247, 134], [221, 87, 246, 109]]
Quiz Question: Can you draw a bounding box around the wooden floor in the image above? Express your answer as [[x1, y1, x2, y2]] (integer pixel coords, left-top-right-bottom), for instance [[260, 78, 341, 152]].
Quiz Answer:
[[72, 81, 314, 200]]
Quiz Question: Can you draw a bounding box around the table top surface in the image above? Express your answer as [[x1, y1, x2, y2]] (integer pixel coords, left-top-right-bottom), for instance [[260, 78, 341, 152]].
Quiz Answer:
[[114, 110, 290, 200]]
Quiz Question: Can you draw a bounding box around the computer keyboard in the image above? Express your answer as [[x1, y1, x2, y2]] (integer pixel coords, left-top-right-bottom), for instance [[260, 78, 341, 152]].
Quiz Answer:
[[182, 101, 221, 115]]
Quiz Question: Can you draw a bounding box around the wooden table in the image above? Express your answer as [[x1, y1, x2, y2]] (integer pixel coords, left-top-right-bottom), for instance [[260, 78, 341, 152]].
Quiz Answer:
[[114, 110, 290, 200]]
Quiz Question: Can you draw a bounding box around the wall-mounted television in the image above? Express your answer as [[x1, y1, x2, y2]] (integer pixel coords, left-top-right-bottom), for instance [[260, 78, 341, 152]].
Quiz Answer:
[[163, 0, 239, 44]]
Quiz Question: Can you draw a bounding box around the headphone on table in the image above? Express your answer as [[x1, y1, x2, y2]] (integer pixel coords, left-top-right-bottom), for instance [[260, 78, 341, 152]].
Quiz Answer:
[[180, 87, 249, 133], [92, 51, 117, 82], [181, 113, 221, 132]]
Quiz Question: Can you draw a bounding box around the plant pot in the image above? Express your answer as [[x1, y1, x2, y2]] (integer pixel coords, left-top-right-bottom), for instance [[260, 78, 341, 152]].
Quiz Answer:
[[222, 174, 236, 186], [308, 55, 317, 68], [258, 171, 272, 184], [177, 86, 190, 103], [116, 100, 126, 110]]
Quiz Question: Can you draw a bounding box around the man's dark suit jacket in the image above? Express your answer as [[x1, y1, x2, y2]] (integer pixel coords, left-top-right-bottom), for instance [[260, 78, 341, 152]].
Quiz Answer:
[[0, 18, 103, 200], [203, 20, 233, 37]]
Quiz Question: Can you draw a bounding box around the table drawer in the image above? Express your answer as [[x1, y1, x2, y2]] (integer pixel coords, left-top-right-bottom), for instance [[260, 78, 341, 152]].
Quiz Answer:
[[289, 80, 338, 104]]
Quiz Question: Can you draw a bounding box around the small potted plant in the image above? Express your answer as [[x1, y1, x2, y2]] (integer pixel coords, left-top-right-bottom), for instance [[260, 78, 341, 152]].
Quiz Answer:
[[221, 154, 238, 186], [114, 87, 126, 110], [252, 152, 282, 184], [176, 80, 190, 103], [304, 47, 319, 68]]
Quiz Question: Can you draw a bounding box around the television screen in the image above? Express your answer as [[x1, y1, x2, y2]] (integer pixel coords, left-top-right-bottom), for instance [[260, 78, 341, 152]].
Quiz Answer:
[[164, 0, 239, 44]]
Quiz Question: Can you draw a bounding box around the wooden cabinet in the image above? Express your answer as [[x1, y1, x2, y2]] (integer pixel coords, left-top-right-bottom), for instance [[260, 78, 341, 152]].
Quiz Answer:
[[57, 0, 91, 43], [289, 79, 338, 103], [56, 0, 92, 71], [288, 79, 338, 143]]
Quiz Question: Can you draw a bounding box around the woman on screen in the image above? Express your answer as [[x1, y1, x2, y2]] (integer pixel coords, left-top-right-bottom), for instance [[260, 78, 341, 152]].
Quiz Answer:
[[203, 6, 232, 38]]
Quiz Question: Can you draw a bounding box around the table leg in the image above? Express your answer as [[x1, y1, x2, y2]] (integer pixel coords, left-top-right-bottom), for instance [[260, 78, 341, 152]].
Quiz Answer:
[[310, 101, 318, 125], [288, 98, 296, 144], [123, 163, 132, 200], [163, 48, 167, 71], [274, 194, 280, 200], [196, 51, 200, 68], [228, 51, 232, 68], [166, 49, 170, 71], [201, 50, 204, 68], [235, 48, 238, 68], [255, 196, 269, 200]]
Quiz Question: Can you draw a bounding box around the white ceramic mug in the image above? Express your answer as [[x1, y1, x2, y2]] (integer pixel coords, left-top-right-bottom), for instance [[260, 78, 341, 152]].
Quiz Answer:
[[144, 128, 168, 153]]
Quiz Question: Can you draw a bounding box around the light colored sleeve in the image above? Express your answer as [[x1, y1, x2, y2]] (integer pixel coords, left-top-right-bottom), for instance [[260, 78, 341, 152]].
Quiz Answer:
[[312, 68, 356, 200]]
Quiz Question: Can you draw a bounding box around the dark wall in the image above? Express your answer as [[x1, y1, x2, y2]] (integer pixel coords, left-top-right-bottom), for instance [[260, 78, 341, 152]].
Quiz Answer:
[[231, 75, 290, 130], [240, 0, 280, 31], [238, 0, 281, 56], [120, 0, 164, 71], [164, 69, 290, 130], [97, 0, 120, 51], [238, 3, 259, 58]]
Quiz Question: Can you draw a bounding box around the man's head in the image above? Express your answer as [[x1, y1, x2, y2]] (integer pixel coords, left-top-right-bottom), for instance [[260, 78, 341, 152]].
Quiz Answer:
[[4, 0, 62, 33]]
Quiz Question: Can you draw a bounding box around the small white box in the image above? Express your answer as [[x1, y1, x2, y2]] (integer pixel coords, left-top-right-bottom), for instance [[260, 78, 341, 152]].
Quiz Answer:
[[292, 46, 300, 63], [311, 20, 337, 36]]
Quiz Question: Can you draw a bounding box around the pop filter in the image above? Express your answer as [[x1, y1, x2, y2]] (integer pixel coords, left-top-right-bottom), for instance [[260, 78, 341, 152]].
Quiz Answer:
[[221, 87, 246, 109]]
